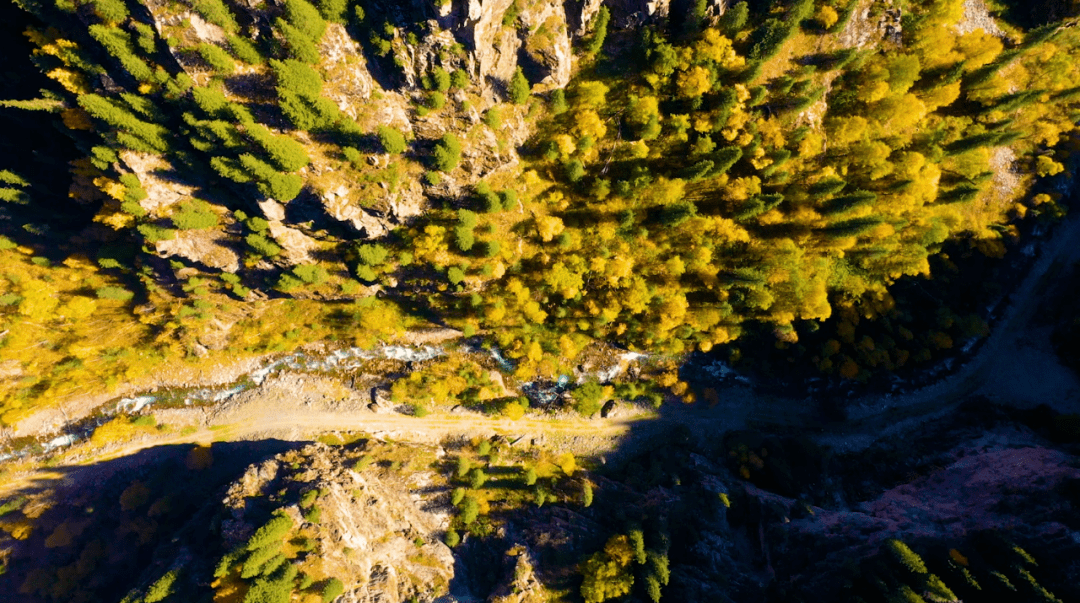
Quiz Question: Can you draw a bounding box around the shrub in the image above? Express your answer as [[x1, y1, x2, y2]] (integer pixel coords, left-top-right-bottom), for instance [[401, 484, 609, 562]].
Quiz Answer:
[[409, 403, 429, 417], [276, 273, 304, 292], [502, 0, 521, 25], [377, 126, 407, 154], [426, 91, 446, 110], [433, 133, 462, 172], [499, 398, 526, 419], [451, 487, 466, 505], [523, 467, 537, 486], [482, 240, 501, 258], [355, 265, 377, 282]]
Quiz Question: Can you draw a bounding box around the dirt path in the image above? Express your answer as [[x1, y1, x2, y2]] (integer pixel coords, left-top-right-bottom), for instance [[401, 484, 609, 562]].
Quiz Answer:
[[817, 206, 1080, 451]]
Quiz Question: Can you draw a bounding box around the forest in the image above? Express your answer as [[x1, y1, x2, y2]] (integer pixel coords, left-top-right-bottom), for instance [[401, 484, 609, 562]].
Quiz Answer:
[[1, 0, 1080, 602], [0, 0, 1074, 425]]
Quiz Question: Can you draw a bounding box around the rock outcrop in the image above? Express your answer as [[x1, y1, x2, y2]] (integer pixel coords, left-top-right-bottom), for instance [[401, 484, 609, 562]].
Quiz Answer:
[[154, 226, 241, 272], [221, 443, 457, 603]]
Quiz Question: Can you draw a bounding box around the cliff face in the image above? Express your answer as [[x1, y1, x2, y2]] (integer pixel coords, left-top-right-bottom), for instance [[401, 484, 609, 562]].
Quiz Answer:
[[218, 443, 458, 603]]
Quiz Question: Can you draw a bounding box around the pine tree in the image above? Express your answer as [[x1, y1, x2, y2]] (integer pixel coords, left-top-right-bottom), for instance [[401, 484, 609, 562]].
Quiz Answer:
[[509, 67, 530, 105], [377, 126, 407, 154], [433, 133, 462, 171]]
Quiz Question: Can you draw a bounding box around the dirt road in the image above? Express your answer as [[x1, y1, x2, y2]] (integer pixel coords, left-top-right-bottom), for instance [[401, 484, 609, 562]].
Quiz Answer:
[[4, 198, 1080, 497]]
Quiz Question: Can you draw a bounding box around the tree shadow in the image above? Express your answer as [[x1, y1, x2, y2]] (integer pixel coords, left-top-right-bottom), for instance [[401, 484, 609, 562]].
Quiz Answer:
[[0, 440, 300, 603]]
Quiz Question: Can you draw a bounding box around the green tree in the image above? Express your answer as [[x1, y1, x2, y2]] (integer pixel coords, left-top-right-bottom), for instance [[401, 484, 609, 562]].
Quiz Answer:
[[509, 67, 530, 105], [574, 379, 605, 416], [585, 7, 610, 55], [276, 19, 321, 64], [246, 514, 294, 551], [455, 226, 475, 252], [90, 0, 128, 23], [197, 43, 236, 73], [228, 35, 264, 64], [433, 133, 462, 171], [283, 0, 327, 41], [550, 88, 568, 114], [566, 159, 585, 183], [320, 578, 344, 603], [431, 66, 451, 92], [240, 154, 304, 201], [315, 0, 347, 22], [469, 467, 487, 488], [272, 59, 339, 130], [172, 199, 219, 229], [451, 69, 470, 89], [460, 495, 480, 524], [377, 126, 407, 154], [719, 1, 748, 33], [445, 529, 460, 547], [483, 106, 502, 129], [193, 0, 238, 32], [143, 570, 178, 603], [580, 535, 636, 603]]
